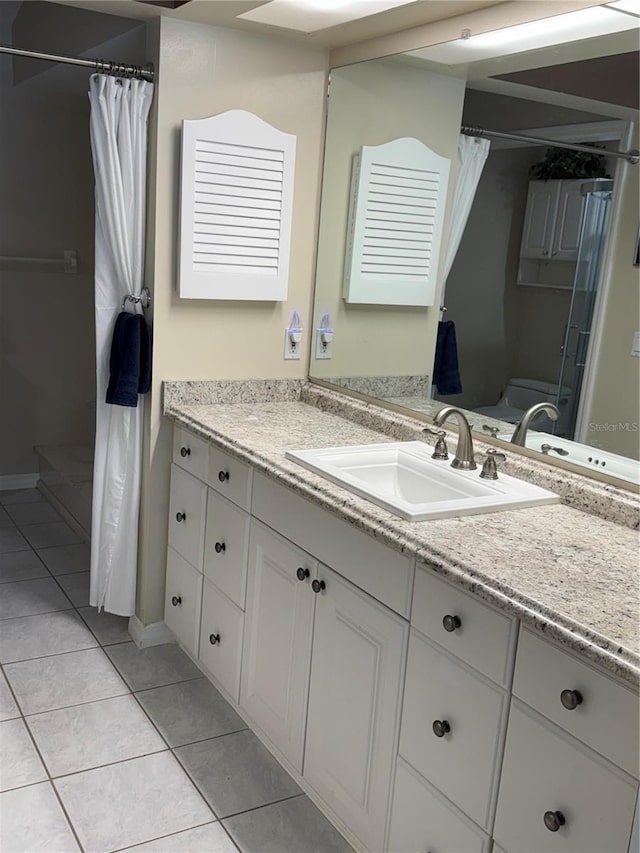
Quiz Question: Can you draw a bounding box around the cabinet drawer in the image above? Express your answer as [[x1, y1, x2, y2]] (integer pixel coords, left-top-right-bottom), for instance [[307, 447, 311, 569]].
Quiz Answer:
[[388, 758, 490, 853], [173, 426, 209, 480], [208, 447, 252, 510], [252, 472, 413, 617], [412, 564, 516, 687], [164, 547, 202, 658], [399, 630, 508, 830], [513, 629, 639, 778], [168, 465, 207, 571], [199, 578, 244, 702], [494, 701, 638, 853], [204, 490, 250, 610]]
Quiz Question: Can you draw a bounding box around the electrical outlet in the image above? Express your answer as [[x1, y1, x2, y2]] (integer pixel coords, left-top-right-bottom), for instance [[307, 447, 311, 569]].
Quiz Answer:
[[284, 328, 302, 360], [315, 329, 333, 360]]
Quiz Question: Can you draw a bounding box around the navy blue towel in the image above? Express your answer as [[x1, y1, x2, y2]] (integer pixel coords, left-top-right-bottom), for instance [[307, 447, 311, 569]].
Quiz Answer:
[[106, 312, 152, 407], [433, 320, 462, 395]]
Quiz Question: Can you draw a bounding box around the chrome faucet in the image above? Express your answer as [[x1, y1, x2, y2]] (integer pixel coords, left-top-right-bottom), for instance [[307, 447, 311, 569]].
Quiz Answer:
[[433, 406, 477, 470], [510, 403, 560, 447]]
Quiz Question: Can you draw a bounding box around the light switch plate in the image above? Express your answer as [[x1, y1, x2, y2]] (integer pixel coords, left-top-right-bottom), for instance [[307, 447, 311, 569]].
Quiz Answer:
[[632, 331, 640, 357]]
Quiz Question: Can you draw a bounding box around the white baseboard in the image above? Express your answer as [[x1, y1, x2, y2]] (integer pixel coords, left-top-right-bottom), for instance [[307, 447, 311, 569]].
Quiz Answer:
[[128, 615, 175, 649], [0, 473, 39, 491]]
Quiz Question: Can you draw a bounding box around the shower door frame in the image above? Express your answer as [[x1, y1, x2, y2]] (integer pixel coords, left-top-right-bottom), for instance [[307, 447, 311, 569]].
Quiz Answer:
[[573, 119, 636, 443]]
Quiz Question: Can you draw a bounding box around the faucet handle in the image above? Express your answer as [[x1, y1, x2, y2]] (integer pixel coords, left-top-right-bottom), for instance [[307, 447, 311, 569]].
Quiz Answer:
[[422, 428, 449, 460], [482, 424, 500, 438], [480, 449, 506, 480], [540, 444, 569, 457]]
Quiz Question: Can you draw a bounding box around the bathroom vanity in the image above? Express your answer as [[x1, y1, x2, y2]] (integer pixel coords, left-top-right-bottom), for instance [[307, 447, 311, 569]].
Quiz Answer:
[[162, 381, 639, 853]]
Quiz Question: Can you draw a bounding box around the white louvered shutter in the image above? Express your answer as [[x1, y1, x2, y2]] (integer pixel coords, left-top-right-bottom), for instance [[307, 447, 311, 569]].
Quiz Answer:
[[178, 110, 296, 300], [343, 138, 450, 306]]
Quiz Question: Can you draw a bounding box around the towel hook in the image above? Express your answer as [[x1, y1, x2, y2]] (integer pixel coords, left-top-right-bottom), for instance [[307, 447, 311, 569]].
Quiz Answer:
[[122, 287, 151, 312]]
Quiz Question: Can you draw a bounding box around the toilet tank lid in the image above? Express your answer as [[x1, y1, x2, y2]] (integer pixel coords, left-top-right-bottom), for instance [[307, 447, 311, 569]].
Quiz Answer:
[[510, 378, 572, 397]]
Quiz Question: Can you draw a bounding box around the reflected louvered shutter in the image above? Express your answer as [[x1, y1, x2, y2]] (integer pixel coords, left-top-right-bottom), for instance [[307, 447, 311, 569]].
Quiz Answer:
[[343, 138, 450, 306], [178, 111, 296, 300]]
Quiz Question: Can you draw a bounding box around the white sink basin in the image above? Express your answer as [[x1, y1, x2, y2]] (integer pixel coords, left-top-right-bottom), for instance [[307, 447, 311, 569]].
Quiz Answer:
[[497, 433, 640, 486], [285, 442, 559, 522]]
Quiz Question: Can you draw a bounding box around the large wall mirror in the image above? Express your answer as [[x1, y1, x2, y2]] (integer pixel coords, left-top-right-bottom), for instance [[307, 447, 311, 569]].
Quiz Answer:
[[309, 9, 640, 490]]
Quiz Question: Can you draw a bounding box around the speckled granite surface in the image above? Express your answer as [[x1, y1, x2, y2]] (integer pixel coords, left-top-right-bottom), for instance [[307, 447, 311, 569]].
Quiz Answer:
[[164, 384, 639, 686], [328, 375, 430, 398]]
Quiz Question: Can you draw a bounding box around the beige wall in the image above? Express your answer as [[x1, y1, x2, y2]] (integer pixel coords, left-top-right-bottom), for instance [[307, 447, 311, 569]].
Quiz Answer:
[[585, 128, 640, 460], [310, 59, 465, 380], [137, 17, 328, 624]]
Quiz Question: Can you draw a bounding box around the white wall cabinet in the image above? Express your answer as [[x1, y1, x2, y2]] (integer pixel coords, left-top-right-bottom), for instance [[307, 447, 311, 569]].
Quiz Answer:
[[520, 180, 584, 262], [166, 424, 639, 853]]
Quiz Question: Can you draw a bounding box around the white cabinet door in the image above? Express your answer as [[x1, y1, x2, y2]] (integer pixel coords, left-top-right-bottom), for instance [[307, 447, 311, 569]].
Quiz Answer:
[[168, 464, 207, 572], [399, 630, 508, 831], [494, 701, 638, 853], [240, 521, 316, 772], [551, 180, 585, 261], [164, 547, 203, 658], [304, 566, 408, 853], [204, 490, 250, 610], [199, 578, 244, 702], [388, 758, 490, 853], [520, 181, 559, 259]]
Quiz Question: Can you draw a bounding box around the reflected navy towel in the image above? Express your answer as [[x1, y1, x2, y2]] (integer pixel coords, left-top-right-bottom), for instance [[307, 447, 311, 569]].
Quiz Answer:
[[433, 320, 463, 395], [106, 312, 151, 407]]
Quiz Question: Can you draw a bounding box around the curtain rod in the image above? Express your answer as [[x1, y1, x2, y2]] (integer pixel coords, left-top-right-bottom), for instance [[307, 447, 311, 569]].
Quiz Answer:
[[461, 124, 639, 165], [0, 44, 154, 82]]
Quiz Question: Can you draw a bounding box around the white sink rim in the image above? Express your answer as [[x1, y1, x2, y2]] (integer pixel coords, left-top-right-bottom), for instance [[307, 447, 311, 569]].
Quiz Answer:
[[285, 441, 559, 522], [496, 432, 640, 486]]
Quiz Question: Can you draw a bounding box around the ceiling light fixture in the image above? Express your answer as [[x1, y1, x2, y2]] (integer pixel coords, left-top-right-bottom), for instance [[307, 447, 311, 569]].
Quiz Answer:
[[237, 0, 417, 34], [408, 5, 639, 66]]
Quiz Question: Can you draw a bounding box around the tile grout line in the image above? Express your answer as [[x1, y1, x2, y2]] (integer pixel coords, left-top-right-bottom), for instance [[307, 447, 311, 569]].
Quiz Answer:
[[112, 819, 240, 853]]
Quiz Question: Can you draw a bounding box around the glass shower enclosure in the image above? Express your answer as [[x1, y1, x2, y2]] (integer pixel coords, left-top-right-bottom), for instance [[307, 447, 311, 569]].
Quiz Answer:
[[554, 179, 613, 439]]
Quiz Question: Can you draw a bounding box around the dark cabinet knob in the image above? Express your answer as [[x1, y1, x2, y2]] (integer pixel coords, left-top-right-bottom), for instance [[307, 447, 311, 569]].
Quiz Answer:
[[442, 614, 461, 632], [311, 579, 326, 594], [432, 719, 451, 738], [218, 470, 230, 482], [560, 689, 583, 710], [543, 811, 566, 832], [296, 567, 310, 581], [176, 512, 186, 523], [171, 595, 182, 607], [214, 541, 226, 554], [209, 633, 220, 645], [180, 447, 191, 458]]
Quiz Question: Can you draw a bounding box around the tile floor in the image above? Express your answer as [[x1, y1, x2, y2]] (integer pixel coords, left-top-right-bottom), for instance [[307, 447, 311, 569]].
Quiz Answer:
[[0, 489, 353, 853]]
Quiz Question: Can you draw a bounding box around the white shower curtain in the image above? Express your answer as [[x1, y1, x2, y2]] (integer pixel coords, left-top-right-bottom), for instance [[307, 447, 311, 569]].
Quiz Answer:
[[443, 134, 491, 282], [88, 74, 153, 615]]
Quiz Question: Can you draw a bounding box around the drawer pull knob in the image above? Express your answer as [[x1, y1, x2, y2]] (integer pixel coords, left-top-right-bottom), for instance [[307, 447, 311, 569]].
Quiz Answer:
[[214, 541, 226, 554], [543, 810, 566, 832], [180, 447, 191, 458], [560, 689, 583, 710], [218, 470, 230, 483], [312, 579, 326, 594], [442, 614, 461, 632], [296, 567, 310, 581], [209, 633, 221, 645], [171, 596, 182, 607], [432, 719, 451, 738], [176, 512, 186, 523]]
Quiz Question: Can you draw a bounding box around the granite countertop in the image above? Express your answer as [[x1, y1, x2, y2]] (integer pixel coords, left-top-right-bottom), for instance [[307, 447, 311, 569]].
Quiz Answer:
[[164, 385, 640, 688]]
